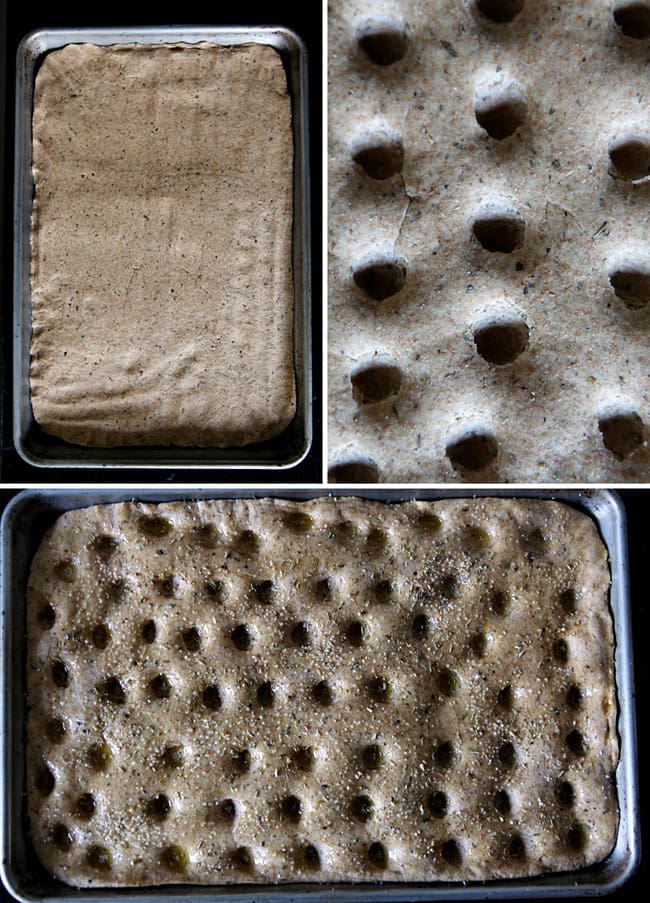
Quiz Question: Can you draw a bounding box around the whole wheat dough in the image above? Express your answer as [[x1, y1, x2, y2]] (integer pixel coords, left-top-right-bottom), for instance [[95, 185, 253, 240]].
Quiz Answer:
[[30, 42, 295, 447], [27, 497, 618, 886], [329, 0, 649, 481]]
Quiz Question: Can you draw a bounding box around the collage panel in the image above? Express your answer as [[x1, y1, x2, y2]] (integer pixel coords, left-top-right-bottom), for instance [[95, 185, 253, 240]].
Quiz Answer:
[[328, 0, 649, 483], [0, 487, 645, 898], [0, 0, 322, 483]]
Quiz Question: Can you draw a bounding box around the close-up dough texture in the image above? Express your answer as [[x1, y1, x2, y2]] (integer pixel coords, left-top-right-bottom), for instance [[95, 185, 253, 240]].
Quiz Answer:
[[30, 42, 295, 447], [329, 0, 650, 482], [27, 497, 618, 886]]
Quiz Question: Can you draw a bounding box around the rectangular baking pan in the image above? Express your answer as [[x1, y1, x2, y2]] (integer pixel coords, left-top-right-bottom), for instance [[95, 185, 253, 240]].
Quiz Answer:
[[13, 27, 312, 469], [0, 489, 639, 901]]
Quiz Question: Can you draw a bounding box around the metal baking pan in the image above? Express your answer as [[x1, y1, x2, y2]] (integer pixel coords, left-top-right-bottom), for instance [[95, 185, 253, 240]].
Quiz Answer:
[[13, 27, 312, 469], [0, 489, 639, 901]]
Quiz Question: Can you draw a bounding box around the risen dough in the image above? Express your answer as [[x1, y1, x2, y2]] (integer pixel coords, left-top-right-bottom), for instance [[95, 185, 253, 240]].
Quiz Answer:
[[30, 42, 295, 447], [28, 497, 618, 886]]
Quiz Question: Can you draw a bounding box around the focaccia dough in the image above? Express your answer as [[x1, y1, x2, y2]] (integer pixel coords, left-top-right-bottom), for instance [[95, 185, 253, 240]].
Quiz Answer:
[[27, 497, 618, 886], [30, 42, 295, 447], [329, 0, 649, 481]]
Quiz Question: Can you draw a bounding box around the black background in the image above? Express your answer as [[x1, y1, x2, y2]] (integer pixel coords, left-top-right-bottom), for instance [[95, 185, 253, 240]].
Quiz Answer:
[[0, 488, 647, 900], [0, 0, 323, 482]]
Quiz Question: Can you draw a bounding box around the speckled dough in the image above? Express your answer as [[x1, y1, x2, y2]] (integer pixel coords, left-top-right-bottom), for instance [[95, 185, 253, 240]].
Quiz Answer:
[[329, 0, 650, 482], [30, 42, 295, 447], [27, 497, 618, 887]]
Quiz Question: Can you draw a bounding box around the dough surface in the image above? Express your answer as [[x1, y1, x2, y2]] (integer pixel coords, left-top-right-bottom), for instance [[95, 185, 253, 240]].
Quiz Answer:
[[329, 0, 649, 481], [30, 42, 295, 447], [27, 497, 618, 886]]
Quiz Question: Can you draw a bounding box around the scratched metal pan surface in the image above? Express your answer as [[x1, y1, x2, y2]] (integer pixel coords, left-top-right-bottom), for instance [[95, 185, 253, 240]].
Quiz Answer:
[[0, 489, 639, 901], [13, 27, 311, 469]]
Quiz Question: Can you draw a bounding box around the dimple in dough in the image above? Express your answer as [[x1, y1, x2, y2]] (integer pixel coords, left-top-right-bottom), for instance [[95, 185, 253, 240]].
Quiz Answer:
[[27, 497, 618, 886], [30, 42, 295, 448]]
